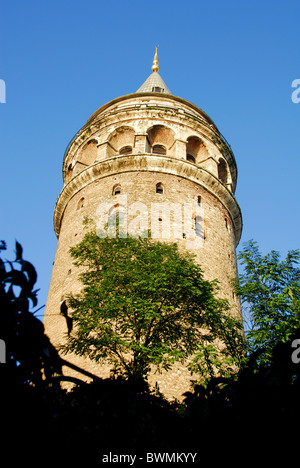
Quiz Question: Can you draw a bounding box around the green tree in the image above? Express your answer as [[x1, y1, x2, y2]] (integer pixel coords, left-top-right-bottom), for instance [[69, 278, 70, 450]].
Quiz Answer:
[[234, 240, 300, 366], [61, 230, 243, 384]]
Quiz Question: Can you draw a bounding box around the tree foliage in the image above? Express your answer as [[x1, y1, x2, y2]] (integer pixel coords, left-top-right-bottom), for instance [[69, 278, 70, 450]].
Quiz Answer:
[[3, 238, 299, 463], [233, 239, 300, 365], [61, 230, 244, 384]]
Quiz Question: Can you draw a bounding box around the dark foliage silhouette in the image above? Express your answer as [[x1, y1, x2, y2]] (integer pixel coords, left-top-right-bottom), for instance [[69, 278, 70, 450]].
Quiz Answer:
[[0, 241, 189, 463], [1, 240, 299, 464], [184, 330, 300, 459], [0, 240, 62, 386]]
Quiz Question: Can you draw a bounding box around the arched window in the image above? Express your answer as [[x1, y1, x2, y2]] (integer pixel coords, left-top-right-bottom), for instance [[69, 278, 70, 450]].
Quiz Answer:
[[107, 126, 135, 158], [153, 144, 166, 155], [218, 158, 229, 185], [79, 139, 98, 165], [186, 136, 209, 164], [156, 182, 164, 194], [119, 146, 132, 155], [67, 163, 73, 181], [186, 154, 195, 163], [147, 125, 175, 156], [225, 217, 231, 231], [77, 197, 84, 210], [112, 184, 121, 196]]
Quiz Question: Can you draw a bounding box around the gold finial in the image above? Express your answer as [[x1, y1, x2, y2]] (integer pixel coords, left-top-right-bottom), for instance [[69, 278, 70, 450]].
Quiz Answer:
[[152, 46, 159, 72]]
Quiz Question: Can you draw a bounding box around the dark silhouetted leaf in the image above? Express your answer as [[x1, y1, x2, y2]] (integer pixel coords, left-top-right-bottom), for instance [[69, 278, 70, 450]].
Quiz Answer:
[[60, 301, 73, 335], [4, 269, 28, 291], [15, 241, 23, 261], [21, 260, 37, 289], [0, 240, 7, 250]]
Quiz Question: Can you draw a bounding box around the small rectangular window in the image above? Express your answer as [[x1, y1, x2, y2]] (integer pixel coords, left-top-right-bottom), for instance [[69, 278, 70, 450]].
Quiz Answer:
[[152, 87, 164, 93]]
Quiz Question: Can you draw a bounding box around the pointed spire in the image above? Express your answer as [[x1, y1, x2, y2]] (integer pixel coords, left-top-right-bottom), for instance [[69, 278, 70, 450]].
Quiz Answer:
[[136, 47, 172, 95], [152, 46, 159, 73]]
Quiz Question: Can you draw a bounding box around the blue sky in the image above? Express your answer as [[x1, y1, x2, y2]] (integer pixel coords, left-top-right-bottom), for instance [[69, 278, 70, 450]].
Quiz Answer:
[[1, 0, 300, 319]]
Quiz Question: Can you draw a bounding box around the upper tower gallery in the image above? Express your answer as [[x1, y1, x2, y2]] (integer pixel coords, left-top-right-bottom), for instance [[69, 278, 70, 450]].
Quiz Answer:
[[56, 48, 241, 243], [44, 48, 242, 399]]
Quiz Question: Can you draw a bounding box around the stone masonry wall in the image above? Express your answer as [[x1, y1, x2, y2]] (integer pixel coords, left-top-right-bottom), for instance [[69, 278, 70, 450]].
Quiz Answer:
[[44, 93, 242, 401], [44, 169, 240, 400]]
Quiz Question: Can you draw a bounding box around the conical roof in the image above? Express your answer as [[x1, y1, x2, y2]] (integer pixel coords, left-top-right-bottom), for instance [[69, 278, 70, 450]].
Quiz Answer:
[[136, 47, 172, 95], [136, 72, 171, 94]]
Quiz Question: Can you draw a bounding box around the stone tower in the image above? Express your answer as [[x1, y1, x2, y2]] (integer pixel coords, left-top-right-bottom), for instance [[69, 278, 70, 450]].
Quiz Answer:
[[44, 49, 242, 399]]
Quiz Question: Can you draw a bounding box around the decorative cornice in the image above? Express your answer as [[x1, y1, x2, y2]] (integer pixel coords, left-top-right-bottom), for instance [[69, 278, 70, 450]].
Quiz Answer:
[[63, 93, 230, 164], [83, 93, 218, 131]]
